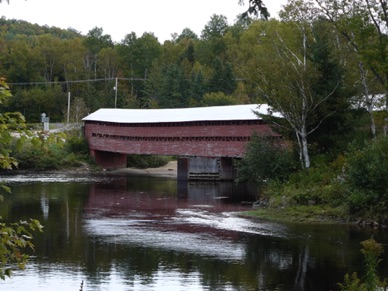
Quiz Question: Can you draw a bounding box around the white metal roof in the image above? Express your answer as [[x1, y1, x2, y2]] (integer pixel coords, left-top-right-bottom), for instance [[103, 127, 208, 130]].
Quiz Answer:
[[82, 104, 281, 123]]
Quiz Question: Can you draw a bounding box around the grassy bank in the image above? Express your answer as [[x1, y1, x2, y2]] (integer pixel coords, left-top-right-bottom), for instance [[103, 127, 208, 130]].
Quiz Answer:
[[242, 205, 349, 224], [237, 136, 388, 224]]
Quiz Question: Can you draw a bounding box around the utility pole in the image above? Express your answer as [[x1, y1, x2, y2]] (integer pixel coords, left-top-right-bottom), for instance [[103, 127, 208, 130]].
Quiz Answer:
[[114, 78, 118, 108], [67, 92, 71, 123]]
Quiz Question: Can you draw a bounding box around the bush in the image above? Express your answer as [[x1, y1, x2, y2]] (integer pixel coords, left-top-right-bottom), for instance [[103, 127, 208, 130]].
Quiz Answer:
[[127, 155, 171, 169], [64, 131, 89, 155], [263, 161, 347, 208], [237, 133, 296, 185], [11, 130, 92, 170], [14, 143, 63, 170], [345, 137, 388, 214]]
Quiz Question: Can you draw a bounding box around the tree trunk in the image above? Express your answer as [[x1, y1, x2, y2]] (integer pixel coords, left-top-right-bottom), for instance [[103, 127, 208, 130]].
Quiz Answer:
[[358, 61, 376, 138], [299, 127, 310, 169]]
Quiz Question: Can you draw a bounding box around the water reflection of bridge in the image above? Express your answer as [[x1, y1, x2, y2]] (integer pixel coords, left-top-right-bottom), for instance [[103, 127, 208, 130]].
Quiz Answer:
[[82, 104, 281, 180], [85, 176, 256, 222]]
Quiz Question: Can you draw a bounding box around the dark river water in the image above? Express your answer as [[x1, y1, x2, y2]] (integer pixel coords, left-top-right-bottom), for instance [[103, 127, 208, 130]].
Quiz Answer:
[[0, 173, 387, 291]]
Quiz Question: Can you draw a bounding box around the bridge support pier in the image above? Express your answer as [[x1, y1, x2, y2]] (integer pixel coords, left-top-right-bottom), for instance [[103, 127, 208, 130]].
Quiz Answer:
[[177, 157, 235, 181], [90, 150, 127, 170]]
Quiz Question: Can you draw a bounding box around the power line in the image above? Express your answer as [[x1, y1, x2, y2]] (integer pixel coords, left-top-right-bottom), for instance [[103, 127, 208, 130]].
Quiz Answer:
[[8, 77, 146, 86]]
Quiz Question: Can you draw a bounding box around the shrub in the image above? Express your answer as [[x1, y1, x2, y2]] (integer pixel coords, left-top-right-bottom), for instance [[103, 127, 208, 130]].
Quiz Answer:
[[65, 131, 89, 155], [127, 155, 171, 169], [338, 238, 388, 291], [236, 133, 296, 185], [345, 137, 388, 214]]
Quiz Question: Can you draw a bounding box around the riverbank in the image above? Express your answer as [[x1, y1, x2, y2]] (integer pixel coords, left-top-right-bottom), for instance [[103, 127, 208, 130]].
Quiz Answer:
[[109, 160, 178, 178]]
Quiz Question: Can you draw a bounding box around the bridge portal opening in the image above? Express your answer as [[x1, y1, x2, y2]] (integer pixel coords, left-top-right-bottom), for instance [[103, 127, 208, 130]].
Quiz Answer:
[[178, 157, 236, 181]]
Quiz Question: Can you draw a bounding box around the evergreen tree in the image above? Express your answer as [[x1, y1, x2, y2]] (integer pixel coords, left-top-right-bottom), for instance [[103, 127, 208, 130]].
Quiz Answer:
[[190, 71, 206, 105], [159, 64, 190, 108], [207, 57, 237, 95]]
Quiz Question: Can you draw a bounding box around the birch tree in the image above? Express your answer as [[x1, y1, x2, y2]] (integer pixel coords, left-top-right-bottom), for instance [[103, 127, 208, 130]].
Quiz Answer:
[[314, 0, 388, 137], [254, 1, 339, 169]]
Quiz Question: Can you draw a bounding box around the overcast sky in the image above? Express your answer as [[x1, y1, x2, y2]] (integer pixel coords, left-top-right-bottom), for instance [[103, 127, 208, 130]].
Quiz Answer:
[[1, 0, 286, 43]]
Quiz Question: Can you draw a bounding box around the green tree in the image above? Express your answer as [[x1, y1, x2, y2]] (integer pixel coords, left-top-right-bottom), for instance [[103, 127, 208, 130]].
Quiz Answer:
[[190, 70, 206, 105], [176, 28, 198, 43], [117, 32, 162, 98], [64, 97, 89, 123], [346, 137, 388, 214], [201, 14, 229, 40], [253, 2, 340, 169], [83, 27, 114, 80], [304, 18, 354, 157], [196, 15, 230, 65], [202, 92, 238, 106], [237, 132, 295, 185], [0, 77, 43, 279], [159, 64, 190, 108], [314, 0, 388, 137], [207, 57, 237, 95]]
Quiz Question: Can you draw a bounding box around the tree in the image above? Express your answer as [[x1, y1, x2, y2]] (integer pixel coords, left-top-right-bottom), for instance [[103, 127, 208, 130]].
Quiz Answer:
[[207, 57, 237, 95], [254, 3, 340, 169], [237, 132, 295, 185], [0, 77, 43, 279], [158, 63, 190, 108], [64, 97, 89, 123], [176, 28, 198, 43], [346, 137, 388, 214], [201, 14, 230, 40], [190, 70, 206, 105], [202, 92, 238, 106], [314, 0, 388, 137], [83, 27, 114, 80]]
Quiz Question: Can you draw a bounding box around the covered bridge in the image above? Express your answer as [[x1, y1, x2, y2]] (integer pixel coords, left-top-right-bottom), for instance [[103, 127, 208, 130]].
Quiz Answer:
[[82, 104, 281, 180]]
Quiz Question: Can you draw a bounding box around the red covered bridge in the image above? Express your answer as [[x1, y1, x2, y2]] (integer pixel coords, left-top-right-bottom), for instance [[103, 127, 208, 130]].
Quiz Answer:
[[82, 104, 281, 180]]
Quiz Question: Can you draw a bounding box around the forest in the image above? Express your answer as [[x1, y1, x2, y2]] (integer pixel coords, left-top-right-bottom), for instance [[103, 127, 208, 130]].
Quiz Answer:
[[0, 0, 387, 219]]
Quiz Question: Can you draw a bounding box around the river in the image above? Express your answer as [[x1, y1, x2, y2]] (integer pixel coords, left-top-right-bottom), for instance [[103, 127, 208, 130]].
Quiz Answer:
[[0, 173, 387, 291]]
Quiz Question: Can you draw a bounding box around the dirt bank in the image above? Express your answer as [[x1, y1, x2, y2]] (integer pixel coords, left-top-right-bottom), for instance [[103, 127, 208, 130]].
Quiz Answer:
[[109, 160, 178, 178]]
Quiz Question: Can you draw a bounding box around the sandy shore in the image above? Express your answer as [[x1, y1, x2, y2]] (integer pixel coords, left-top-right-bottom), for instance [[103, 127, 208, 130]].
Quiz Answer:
[[109, 160, 178, 178]]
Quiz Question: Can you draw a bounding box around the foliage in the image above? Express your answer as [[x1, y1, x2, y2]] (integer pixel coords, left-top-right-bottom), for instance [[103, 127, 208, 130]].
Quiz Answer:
[[345, 137, 388, 215], [236, 133, 296, 185], [0, 219, 43, 280], [238, 0, 270, 19], [338, 238, 388, 291], [12, 130, 91, 170], [264, 162, 347, 207], [202, 92, 238, 106], [0, 78, 43, 280], [64, 129, 90, 155], [201, 14, 229, 40], [126, 155, 172, 169], [63, 97, 90, 123], [0, 78, 20, 170], [246, 204, 348, 223], [207, 58, 237, 95]]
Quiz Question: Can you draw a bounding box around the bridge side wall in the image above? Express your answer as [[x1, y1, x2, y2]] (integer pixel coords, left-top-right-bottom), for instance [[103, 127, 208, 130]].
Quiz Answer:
[[84, 120, 279, 158]]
